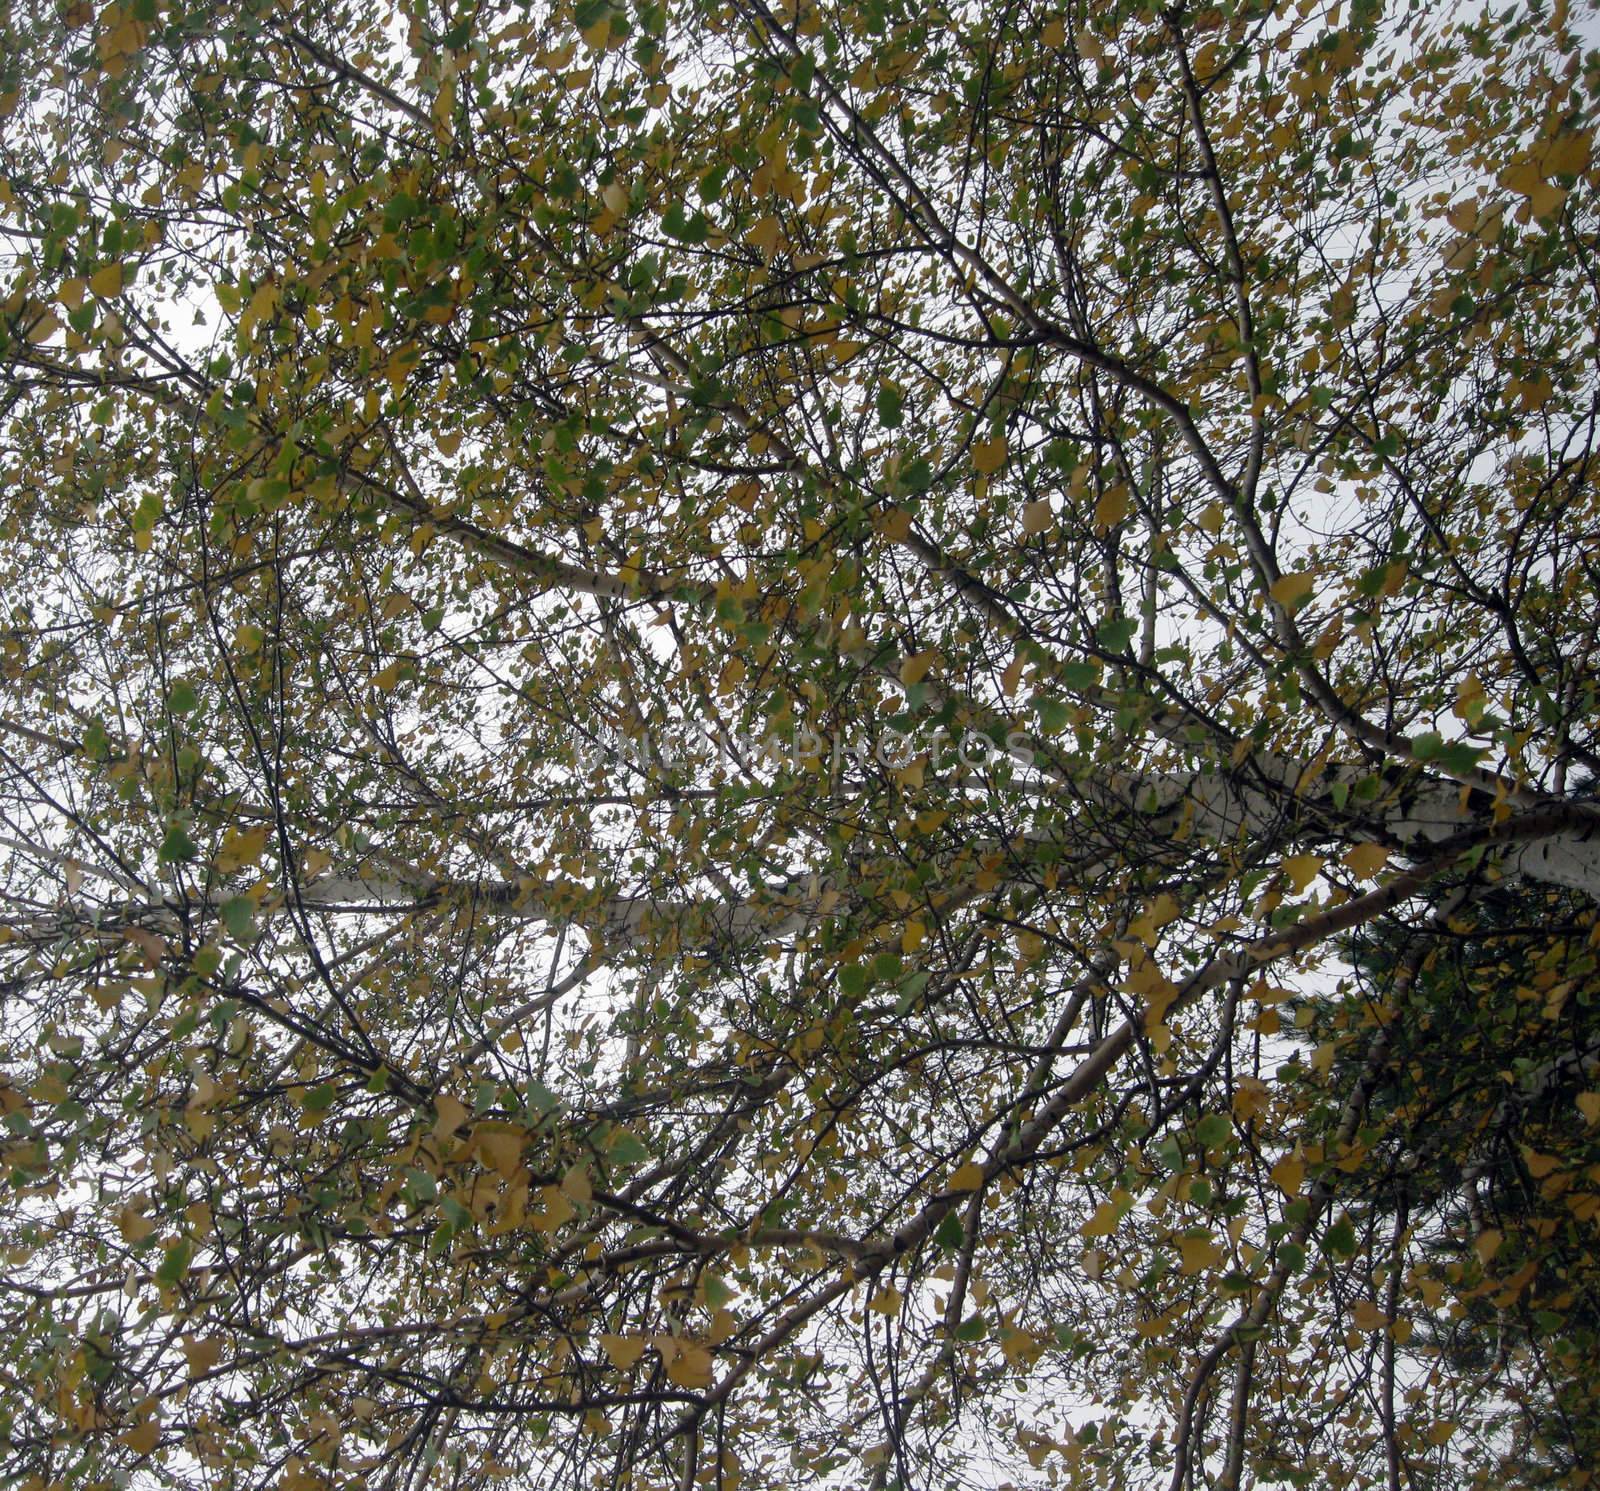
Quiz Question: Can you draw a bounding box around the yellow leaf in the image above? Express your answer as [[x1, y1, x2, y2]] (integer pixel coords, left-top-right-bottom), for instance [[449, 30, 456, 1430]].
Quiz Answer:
[[1197, 500, 1227, 535], [901, 919, 927, 953], [1126, 893, 1180, 948], [1474, 1227, 1503, 1264], [1538, 128, 1592, 177], [1093, 484, 1130, 531], [243, 280, 279, 329], [1343, 841, 1389, 880], [33, 1071, 68, 1104], [665, 1345, 713, 1389], [1515, 372, 1553, 412], [1232, 1076, 1269, 1121], [1428, 1421, 1457, 1447], [1000, 1321, 1045, 1366], [1351, 1298, 1388, 1331], [58, 277, 88, 311], [1042, 17, 1066, 46], [117, 1205, 155, 1243], [947, 1161, 985, 1192], [747, 215, 782, 259], [432, 1092, 468, 1142], [1281, 854, 1323, 894], [1021, 499, 1053, 535], [121, 1418, 160, 1456], [869, 1286, 902, 1316], [1577, 1091, 1600, 1126], [1081, 1191, 1129, 1238], [717, 656, 745, 695], [473, 1123, 525, 1181], [600, 1334, 647, 1370], [878, 505, 913, 542], [530, 1185, 575, 1233], [183, 1335, 223, 1379], [1501, 159, 1566, 216], [1270, 1154, 1305, 1198], [124, 926, 165, 967], [1522, 1147, 1561, 1179], [561, 1163, 593, 1203], [1177, 1233, 1222, 1275], [972, 436, 1008, 475], [899, 650, 935, 687], [1269, 572, 1315, 610], [216, 825, 270, 873], [89, 262, 125, 298]]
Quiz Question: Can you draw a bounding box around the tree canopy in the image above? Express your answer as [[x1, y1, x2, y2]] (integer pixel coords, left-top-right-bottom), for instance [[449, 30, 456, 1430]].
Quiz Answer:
[[2, 0, 1600, 1487]]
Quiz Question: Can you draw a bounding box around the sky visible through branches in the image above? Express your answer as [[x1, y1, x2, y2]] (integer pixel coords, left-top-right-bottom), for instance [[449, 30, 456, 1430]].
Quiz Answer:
[[3, 1, 1600, 1489]]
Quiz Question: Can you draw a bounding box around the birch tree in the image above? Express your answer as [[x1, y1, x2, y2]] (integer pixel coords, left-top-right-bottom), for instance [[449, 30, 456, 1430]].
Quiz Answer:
[[2, 0, 1598, 1487]]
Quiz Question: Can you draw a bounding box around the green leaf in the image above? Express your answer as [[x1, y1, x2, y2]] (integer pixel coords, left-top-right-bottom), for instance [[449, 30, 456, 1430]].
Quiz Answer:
[[876, 384, 903, 428], [301, 1082, 336, 1114], [661, 203, 709, 244], [220, 896, 255, 940], [933, 1210, 966, 1251], [1096, 616, 1137, 653], [1322, 1218, 1357, 1259], [159, 825, 199, 863], [156, 1239, 193, 1286], [1411, 730, 1446, 760], [697, 164, 729, 204], [895, 970, 929, 1015], [608, 1129, 649, 1166], [1037, 697, 1071, 734], [1436, 741, 1487, 774], [525, 1080, 560, 1115], [897, 457, 933, 494], [839, 963, 870, 998]]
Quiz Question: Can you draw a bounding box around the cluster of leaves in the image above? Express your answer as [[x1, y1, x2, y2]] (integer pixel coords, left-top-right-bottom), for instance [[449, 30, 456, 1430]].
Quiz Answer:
[[1292, 872, 1600, 1486], [1, 0, 1599, 1488]]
